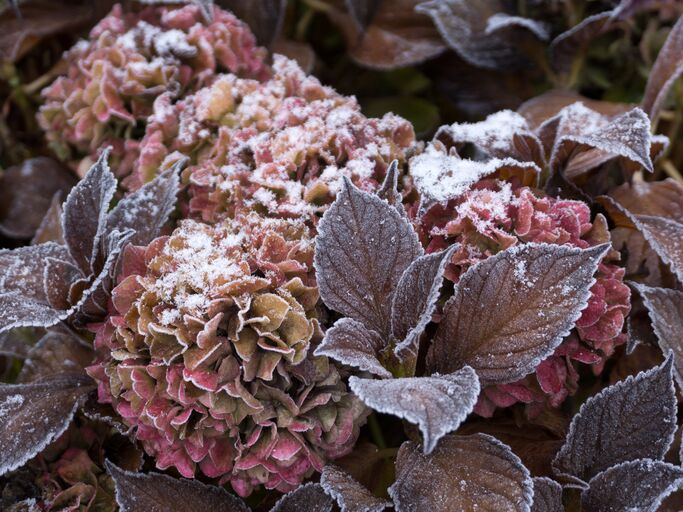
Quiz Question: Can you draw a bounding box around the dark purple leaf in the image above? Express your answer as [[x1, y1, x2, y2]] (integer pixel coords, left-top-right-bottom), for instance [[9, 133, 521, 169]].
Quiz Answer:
[[632, 215, 683, 284], [314, 178, 422, 339], [428, 243, 608, 384], [549, 12, 613, 74], [531, 477, 563, 512], [552, 356, 677, 484], [349, 367, 480, 454], [389, 434, 533, 512], [0, 242, 73, 300], [0, 373, 94, 476], [581, 459, 683, 512], [320, 464, 391, 512], [314, 318, 391, 378], [62, 150, 116, 275], [106, 461, 250, 512], [0, 292, 65, 334], [31, 192, 65, 245], [271, 483, 333, 512], [18, 330, 93, 383], [44, 257, 83, 310]]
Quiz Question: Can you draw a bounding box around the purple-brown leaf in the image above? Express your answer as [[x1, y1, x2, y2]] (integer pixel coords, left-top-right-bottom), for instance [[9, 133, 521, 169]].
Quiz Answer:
[[315, 178, 422, 339], [389, 434, 533, 512], [428, 243, 608, 384], [320, 464, 391, 512], [270, 482, 333, 512], [31, 192, 65, 245], [552, 356, 677, 484], [106, 461, 250, 512], [17, 330, 94, 383], [345, 0, 383, 31], [531, 477, 563, 512], [632, 215, 683, 283], [349, 367, 480, 454], [0, 373, 94, 476]]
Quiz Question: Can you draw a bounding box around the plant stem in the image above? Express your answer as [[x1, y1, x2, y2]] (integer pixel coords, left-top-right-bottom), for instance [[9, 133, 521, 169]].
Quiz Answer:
[[368, 413, 387, 450]]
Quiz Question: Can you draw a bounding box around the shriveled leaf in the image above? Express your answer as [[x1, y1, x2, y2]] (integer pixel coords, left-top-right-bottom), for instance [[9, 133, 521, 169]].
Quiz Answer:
[[389, 434, 533, 512], [349, 367, 480, 454], [18, 330, 93, 383], [642, 15, 683, 120], [216, 0, 285, 46], [581, 459, 683, 512], [0, 373, 94, 476], [314, 318, 391, 378], [106, 462, 250, 512], [552, 356, 677, 484], [315, 178, 422, 339], [392, 247, 453, 363], [321, 465, 391, 512], [632, 215, 683, 283], [634, 284, 683, 387], [345, 0, 382, 31], [62, 150, 116, 275], [0, 158, 75, 239], [32, 192, 65, 245], [428, 243, 608, 384], [271, 482, 333, 512], [531, 478, 563, 512], [106, 163, 181, 247]]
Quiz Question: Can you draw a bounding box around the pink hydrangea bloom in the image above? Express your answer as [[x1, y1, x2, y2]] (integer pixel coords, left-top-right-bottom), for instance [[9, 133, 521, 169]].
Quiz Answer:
[[417, 179, 631, 416], [136, 55, 415, 219], [38, 3, 268, 182], [87, 216, 367, 496]]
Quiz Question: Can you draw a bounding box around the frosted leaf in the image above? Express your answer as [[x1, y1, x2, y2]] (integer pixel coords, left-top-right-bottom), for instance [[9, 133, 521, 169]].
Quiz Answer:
[[107, 461, 250, 512], [633, 284, 683, 387], [349, 367, 480, 454], [376, 160, 404, 214], [389, 434, 533, 512], [107, 161, 182, 247], [44, 257, 83, 310], [321, 464, 391, 512], [485, 14, 549, 40], [549, 12, 612, 74], [0, 292, 65, 334], [552, 356, 677, 484], [392, 247, 454, 364], [18, 330, 94, 383], [581, 459, 683, 512], [31, 192, 64, 245], [642, 15, 683, 120], [632, 215, 683, 284], [428, 243, 608, 384], [345, 0, 382, 31], [271, 482, 333, 512], [531, 478, 563, 512], [61, 149, 116, 275], [551, 107, 654, 176], [314, 318, 391, 378], [0, 373, 94, 476], [314, 178, 422, 338], [611, 178, 683, 223], [409, 144, 540, 209]]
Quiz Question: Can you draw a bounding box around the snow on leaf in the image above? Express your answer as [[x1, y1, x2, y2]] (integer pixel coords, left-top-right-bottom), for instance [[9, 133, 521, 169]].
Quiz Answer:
[[314, 318, 391, 378], [388, 434, 533, 512], [349, 367, 480, 454], [485, 13, 549, 40], [552, 356, 677, 484], [641, 15, 683, 121], [106, 461, 250, 512], [392, 247, 454, 365], [632, 215, 683, 284], [428, 243, 608, 384], [31, 192, 64, 245], [531, 478, 563, 512], [0, 291, 65, 334], [107, 161, 182, 247], [633, 284, 683, 387], [314, 178, 422, 339], [0, 242, 73, 300], [61, 149, 117, 275], [320, 464, 392, 512], [580, 459, 683, 512], [18, 329, 94, 383], [0, 373, 94, 476], [270, 482, 333, 512]]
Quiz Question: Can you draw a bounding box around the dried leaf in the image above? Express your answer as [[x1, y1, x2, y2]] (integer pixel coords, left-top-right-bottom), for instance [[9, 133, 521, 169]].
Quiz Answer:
[[31, 192, 65, 245], [428, 243, 609, 384], [314, 318, 391, 378], [216, 0, 286, 46], [552, 356, 677, 484], [581, 459, 683, 512], [392, 247, 453, 362], [642, 15, 683, 120], [0, 373, 94, 476], [349, 367, 480, 454], [106, 461, 250, 512], [531, 477, 563, 512], [320, 465, 391, 512], [17, 330, 93, 383], [315, 178, 422, 339], [633, 284, 683, 387], [62, 150, 117, 275], [271, 483, 334, 512], [389, 434, 533, 512], [0, 158, 75, 239]]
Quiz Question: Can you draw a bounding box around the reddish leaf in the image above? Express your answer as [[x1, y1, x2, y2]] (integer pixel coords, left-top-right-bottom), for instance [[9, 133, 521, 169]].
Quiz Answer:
[[531, 478, 563, 512], [428, 243, 608, 384], [349, 367, 480, 454], [320, 465, 391, 512], [552, 357, 677, 484], [389, 434, 533, 512]]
